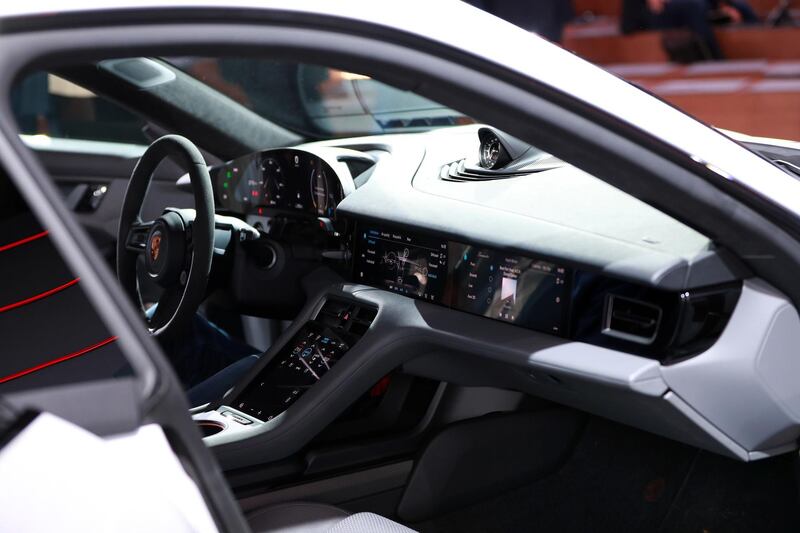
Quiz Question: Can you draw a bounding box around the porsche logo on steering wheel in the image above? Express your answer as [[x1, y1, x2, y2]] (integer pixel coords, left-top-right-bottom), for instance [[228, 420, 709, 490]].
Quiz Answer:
[[149, 233, 162, 262]]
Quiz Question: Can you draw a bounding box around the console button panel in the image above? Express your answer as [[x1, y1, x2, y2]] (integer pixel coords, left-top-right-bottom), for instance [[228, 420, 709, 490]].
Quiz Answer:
[[231, 299, 376, 421]]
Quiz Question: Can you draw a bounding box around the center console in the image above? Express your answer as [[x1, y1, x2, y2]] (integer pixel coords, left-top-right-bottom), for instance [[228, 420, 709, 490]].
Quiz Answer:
[[231, 299, 376, 422], [191, 293, 382, 449]]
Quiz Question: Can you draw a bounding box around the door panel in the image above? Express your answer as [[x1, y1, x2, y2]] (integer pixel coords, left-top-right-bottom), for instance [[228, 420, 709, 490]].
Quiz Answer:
[[0, 191, 128, 393]]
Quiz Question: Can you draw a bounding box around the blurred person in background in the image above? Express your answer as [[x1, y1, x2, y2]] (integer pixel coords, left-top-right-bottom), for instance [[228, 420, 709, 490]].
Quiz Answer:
[[621, 0, 759, 60]]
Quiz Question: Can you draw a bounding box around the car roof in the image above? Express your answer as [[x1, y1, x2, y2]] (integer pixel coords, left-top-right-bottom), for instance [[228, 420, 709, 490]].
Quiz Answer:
[[2, 0, 800, 216]]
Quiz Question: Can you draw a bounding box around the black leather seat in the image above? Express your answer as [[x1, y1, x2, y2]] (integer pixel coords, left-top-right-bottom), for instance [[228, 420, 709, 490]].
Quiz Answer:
[[247, 501, 416, 533]]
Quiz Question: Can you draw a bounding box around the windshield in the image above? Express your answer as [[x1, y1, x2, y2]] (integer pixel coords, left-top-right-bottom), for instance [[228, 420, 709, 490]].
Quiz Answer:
[[168, 58, 473, 138]]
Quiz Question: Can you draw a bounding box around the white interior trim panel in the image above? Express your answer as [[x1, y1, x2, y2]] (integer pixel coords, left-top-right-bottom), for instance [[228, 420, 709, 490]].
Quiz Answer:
[[661, 279, 800, 454]]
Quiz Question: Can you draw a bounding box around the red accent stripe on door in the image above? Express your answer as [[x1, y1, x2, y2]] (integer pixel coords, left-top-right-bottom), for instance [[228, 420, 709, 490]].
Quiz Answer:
[[0, 336, 118, 385], [0, 278, 81, 314], [0, 230, 49, 253]]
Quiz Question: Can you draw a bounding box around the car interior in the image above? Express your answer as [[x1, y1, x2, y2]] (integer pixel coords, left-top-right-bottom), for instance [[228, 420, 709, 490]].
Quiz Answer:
[[3, 46, 800, 532]]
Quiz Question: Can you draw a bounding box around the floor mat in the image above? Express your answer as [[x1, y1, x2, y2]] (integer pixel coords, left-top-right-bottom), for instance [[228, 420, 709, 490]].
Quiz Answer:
[[417, 418, 800, 533], [660, 449, 800, 533]]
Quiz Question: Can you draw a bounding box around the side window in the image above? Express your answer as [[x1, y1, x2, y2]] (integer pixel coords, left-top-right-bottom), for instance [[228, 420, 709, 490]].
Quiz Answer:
[[11, 73, 148, 145]]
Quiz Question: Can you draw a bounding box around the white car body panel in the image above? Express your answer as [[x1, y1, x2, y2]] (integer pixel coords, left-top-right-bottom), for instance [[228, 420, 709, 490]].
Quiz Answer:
[[0, 413, 218, 533]]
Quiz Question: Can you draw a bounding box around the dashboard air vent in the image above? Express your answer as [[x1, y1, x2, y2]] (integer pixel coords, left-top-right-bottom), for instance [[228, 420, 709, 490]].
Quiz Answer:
[[602, 295, 662, 345]]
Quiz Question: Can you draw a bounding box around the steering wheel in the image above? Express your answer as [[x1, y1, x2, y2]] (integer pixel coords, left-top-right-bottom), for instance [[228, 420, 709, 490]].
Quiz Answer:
[[117, 135, 214, 339]]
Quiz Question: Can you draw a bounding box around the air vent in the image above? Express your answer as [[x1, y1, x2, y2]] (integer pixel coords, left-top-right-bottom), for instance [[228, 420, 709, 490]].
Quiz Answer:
[[336, 154, 377, 187], [339, 156, 375, 179], [602, 295, 662, 345]]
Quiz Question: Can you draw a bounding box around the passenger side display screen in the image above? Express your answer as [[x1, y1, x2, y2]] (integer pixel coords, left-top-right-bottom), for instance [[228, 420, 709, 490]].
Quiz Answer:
[[448, 244, 568, 334], [354, 224, 571, 335]]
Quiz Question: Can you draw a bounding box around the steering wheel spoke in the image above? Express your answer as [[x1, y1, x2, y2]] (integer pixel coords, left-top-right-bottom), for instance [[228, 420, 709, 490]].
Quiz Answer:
[[148, 285, 183, 332], [125, 220, 154, 253]]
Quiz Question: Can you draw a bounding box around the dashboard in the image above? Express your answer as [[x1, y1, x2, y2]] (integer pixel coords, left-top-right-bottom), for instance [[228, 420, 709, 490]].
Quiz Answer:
[[352, 222, 740, 362], [195, 126, 800, 469], [202, 139, 742, 364], [200, 134, 742, 365]]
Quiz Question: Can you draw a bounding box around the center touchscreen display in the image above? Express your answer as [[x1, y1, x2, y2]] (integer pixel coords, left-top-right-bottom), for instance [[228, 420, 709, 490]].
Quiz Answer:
[[355, 224, 571, 335], [356, 227, 448, 303]]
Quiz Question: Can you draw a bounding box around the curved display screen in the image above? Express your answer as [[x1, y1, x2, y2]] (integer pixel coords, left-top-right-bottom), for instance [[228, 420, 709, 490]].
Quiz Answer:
[[355, 224, 570, 335], [212, 148, 343, 218], [448, 244, 568, 334], [357, 228, 448, 303]]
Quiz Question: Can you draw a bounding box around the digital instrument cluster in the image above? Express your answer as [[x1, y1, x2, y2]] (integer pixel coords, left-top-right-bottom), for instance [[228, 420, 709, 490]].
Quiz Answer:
[[355, 225, 570, 335], [212, 148, 344, 218]]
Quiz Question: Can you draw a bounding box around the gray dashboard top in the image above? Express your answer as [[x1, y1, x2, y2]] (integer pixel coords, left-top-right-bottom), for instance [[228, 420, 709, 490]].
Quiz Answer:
[[322, 126, 745, 291]]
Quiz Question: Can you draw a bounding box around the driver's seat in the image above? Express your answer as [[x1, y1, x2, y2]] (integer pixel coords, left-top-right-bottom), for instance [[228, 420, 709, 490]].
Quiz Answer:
[[248, 501, 416, 533]]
